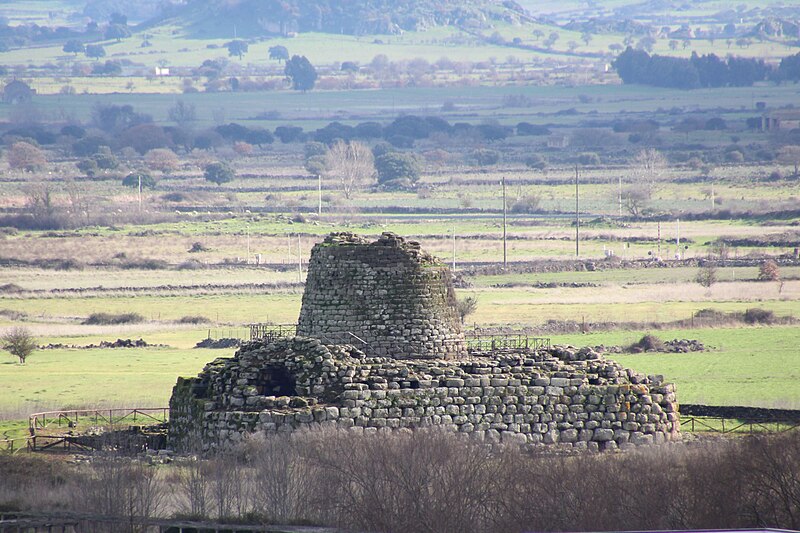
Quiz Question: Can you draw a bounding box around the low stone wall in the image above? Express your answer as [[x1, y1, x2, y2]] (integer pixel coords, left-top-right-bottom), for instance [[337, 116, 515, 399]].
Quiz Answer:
[[169, 337, 680, 453]]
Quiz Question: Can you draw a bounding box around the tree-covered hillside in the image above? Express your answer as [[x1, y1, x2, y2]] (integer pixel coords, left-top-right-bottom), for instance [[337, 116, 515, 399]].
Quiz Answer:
[[175, 0, 528, 37]]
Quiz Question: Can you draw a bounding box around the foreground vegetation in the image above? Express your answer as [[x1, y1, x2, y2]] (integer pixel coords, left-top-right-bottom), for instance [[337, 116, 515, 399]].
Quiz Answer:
[[1, 429, 800, 531]]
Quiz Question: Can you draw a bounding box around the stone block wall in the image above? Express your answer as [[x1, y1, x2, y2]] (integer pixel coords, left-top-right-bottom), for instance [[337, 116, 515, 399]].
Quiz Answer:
[[169, 337, 680, 453], [297, 232, 466, 359]]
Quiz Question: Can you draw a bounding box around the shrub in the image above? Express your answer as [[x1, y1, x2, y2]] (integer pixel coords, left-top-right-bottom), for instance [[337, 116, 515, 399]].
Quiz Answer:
[[468, 148, 500, 167], [628, 334, 665, 353], [82, 312, 144, 325], [743, 308, 775, 324], [694, 264, 717, 288], [456, 296, 478, 324], [0, 283, 24, 293], [118, 258, 169, 270], [176, 260, 204, 270], [177, 315, 211, 324], [122, 172, 156, 189], [578, 152, 601, 165], [204, 161, 235, 185], [758, 259, 780, 281], [510, 194, 542, 214], [524, 154, 547, 171]]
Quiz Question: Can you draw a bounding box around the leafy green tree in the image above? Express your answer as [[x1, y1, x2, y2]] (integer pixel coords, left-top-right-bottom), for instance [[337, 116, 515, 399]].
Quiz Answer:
[[122, 171, 156, 189], [525, 154, 547, 171], [63, 39, 84, 56], [204, 161, 235, 185], [105, 24, 131, 42], [1, 326, 37, 364], [269, 45, 289, 63], [469, 148, 499, 167], [85, 44, 106, 60], [226, 40, 248, 60], [285, 55, 317, 92], [375, 152, 420, 189], [578, 152, 601, 166], [77, 158, 99, 177]]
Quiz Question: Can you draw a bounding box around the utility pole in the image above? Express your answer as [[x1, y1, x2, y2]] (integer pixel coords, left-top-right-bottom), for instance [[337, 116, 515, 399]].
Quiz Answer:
[[246, 225, 251, 264], [711, 182, 715, 210], [575, 164, 580, 257], [502, 176, 507, 268], [297, 234, 302, 282], [657, 221, 661, 258], [317, 174, 322, 216], [452, 225, 457, 272], [676, 218, 681, 260], [138, 174, 142, 212], [618, 175, 622, 217]]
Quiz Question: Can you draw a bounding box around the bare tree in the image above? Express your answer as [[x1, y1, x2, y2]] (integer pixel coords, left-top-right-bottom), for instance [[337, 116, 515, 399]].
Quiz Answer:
[[777, 145, 800, 178], [175, 460, 210, 518], [695, 263, 718, 289], [631, 148, 668, 199], [324, 140, 376, 200], [250, 434, 318, 523], [1, 326, 37, 364], [167, 100, 197, 128]]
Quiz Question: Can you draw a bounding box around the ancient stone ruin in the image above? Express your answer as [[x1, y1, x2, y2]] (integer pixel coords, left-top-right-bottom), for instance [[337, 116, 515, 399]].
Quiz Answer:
[[298, 232, 466, 359], [169, 232, 680, 452]]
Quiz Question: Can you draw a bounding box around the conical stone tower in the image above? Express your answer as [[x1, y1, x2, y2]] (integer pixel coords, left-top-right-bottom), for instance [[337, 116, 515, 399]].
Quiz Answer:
[[297, 232, 467, 359]]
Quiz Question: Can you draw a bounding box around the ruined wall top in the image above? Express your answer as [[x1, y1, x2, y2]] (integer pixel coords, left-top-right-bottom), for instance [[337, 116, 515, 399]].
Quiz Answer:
[[297, 232, 466, 359]]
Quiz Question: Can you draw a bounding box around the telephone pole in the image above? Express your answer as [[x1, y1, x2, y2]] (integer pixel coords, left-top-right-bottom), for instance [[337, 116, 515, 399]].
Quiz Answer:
[[317, 174, 322, 216], [502, 176, 507, 268], [575, 164, 580, 257]]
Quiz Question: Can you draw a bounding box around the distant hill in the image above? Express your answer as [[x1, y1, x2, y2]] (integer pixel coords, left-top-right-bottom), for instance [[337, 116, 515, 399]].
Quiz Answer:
[[164, 0, 529, 38]]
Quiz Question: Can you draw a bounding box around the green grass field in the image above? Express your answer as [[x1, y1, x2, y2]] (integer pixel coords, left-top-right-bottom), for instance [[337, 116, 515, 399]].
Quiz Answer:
[[0, 324, 795, 439], [554, 326, 800, 409]]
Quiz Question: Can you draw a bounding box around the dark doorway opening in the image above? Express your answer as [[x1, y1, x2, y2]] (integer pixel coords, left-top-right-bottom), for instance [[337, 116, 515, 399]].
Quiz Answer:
[[257, 365, 297, 396]]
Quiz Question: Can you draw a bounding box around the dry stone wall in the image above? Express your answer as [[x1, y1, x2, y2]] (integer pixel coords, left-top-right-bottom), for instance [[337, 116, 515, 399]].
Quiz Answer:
[[297, 232, 466, 359], [169, 337, 680, 453]]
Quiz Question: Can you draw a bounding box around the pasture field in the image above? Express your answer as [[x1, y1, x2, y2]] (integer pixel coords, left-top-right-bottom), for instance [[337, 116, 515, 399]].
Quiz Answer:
[[3, 83, 800, 127], [0, 323, 797, 444]]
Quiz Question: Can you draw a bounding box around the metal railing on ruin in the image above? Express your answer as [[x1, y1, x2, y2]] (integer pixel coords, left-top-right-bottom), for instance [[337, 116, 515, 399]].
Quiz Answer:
[[249, 323, 297, 341], [464, 333, 551, 352]]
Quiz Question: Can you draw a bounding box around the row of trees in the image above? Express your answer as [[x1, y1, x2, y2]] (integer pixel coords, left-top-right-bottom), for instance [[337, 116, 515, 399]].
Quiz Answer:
[[613, 47, 772, 89]]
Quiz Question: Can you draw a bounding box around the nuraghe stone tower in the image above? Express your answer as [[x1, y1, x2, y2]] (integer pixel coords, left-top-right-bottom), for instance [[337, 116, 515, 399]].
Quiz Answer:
[[297, 232, 467, 359], [169, 232, 680, 453]]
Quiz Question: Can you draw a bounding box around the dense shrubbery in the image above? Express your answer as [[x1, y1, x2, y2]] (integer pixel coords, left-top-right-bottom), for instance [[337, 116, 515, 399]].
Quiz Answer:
[[82, 312, 144, 325], [2, 429, 800, 532]]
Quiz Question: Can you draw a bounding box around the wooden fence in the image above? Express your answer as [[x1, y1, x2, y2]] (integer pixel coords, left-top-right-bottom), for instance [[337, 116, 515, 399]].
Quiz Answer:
[[27, 407, 169, 452]]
